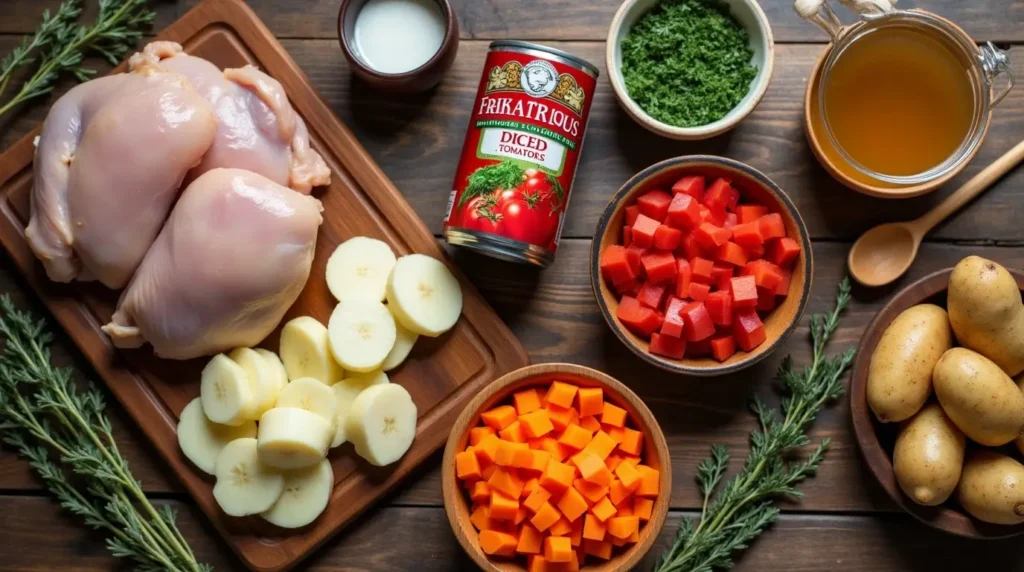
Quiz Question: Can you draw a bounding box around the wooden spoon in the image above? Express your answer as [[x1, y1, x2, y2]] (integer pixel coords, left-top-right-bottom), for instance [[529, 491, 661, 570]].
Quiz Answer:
[[848, 139, 1024, 287]]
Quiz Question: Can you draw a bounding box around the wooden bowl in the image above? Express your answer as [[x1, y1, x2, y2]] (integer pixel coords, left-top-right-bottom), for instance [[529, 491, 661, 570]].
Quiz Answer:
[[591, 156, 813, 376], [337, 0, 459, 92], [606, 0, 774, 140], [442, 363, 671, 571], [850, 268, 1024, 539]]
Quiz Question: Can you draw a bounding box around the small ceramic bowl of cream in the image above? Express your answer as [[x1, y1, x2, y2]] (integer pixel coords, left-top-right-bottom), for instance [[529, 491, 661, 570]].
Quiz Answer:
[[338, 0, 459, 92]]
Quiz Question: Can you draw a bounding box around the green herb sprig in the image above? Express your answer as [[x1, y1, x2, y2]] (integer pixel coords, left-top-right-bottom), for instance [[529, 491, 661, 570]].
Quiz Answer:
[[0, 0, 155, 120], [0, 296, 209, 572], [458, 160, 526, 208], [654, 279, 855, 572]]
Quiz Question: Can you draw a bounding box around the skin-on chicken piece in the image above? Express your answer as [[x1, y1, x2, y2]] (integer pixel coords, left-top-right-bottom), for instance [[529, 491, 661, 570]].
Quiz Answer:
[[25, 64, 217, 288], [102, 168, 322, 360], [129, 42, 331, 193]]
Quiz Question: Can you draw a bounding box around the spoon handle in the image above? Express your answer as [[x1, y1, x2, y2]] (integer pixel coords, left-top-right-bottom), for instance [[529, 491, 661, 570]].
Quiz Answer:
[[914, 139, 1024, 235]]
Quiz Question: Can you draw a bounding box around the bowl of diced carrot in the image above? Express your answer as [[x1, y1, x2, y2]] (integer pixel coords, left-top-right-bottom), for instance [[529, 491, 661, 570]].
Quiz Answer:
[[591, 155, 813, 376], [442, 363, 671, 571]]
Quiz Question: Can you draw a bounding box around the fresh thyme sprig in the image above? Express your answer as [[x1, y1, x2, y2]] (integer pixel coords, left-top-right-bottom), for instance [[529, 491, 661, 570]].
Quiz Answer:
[[654, 278, 855, 572], [0, 296, 209, 572], [0, 0, 154, 120]]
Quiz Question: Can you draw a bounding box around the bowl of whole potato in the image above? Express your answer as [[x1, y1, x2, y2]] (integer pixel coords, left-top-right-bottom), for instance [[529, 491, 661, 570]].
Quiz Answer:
[[851, 256, 1024, 538]]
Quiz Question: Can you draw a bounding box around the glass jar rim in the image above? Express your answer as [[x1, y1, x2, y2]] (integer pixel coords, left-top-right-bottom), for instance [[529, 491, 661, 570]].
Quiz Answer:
[[816, 10, 991, 186]]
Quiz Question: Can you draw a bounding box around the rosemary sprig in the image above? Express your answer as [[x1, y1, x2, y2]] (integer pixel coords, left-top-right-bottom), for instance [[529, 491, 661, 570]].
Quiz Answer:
[[654, 279, 855, 572], [0, 0, 154, 120], [0, 296, 210, 572]]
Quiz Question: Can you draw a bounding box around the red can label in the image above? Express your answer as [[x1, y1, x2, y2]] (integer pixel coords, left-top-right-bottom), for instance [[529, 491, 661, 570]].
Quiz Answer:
[[444, 43, 597, 259]]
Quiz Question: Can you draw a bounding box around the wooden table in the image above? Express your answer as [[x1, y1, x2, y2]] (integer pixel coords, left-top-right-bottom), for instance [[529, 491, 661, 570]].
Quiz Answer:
[[1, 0, 1023, 569]]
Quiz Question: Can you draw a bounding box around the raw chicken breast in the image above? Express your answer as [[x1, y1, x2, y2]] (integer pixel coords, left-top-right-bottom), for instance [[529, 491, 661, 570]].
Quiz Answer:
[[130, 42, 331, 193], [102, 168, 322, 360], [26, 64, 217, 288]]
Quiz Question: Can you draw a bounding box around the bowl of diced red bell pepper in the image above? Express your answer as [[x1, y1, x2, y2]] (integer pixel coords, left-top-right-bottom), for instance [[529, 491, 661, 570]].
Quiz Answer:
[[591, 155, 813, 376]]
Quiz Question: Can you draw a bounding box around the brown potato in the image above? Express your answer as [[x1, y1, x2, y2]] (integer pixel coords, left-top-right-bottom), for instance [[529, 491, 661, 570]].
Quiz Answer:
[[867, 304, 952, 422], [932, 348, 1024, 446], [957, 451, 1024, 525], [948, 256, 1024, 377], [893, 403, 965, 506]]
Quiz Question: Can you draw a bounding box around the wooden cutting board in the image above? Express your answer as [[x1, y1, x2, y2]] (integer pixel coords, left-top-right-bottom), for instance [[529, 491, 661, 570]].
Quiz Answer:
[[0, 0, 529, 570]]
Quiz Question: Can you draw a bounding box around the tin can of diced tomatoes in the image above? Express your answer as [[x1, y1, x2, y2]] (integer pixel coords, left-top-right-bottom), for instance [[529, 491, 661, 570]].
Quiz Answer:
[[443, 41, 599, 267]]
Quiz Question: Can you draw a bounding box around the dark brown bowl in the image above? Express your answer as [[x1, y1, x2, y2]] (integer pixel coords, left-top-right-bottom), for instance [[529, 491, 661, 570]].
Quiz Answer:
[[337, 0, 459, 92], [850, 268, 1024, 539], [591, 156, 813, 376]]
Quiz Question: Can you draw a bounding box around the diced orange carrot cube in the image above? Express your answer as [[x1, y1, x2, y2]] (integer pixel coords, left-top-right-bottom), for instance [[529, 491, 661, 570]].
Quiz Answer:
[[531, 501, 561, 532], [479, 529, 518, 557], [539, 460, 575, 494], [549, 517, 572, 536], [514, 388, 543, 415], [469, 426, 496, 446], [615, 461, 643, 492], [514, 448, 552, 473], [528, 555, 548, 572], [607, 515, 639, 539], [482, 464, 498, 481], [516, 523, 544, 554], [520, 409, 555, 439], [569, 517, 583, 547], [601, 403, 627, 428], [557, 486, 589, 522], [617, 504, 633, 517], [582, 513, 607, 541], [470, 481, 491, 502], [546, 403, 580, 432], [455, 450, 482, 481], [610, 534, 628, 547], [558, 424, 593, 450], [574, 451, 612, 486], [583, 539, 613, 560], [608, 478, 633, 506], [481, 405, 518, 430], [489, 490, 519, 521], [544, 536, 573, 563], [495, 440, 528, 467], [603, 425, 626, 444], [604, 453, 623, 472], [522, 477, 539, 498], [582, 431, 617, 461], [524, 486, 552, 512], [576, 387, 604, 418], [590, 496, 617, 522], [620, 455, 641, 467], [470, 504, 496, 531], [634, 497, 654, 521], [531, 436, 567, 462], [475, 433, 500, 465], [499, 420, 527, 443], [515, 506, 529, 525], [578, 415, 601, 432], [573, 478, 608, 504], [619, 428, 644, 456], [636, 465, 660, 497], [546, 381, 579, 408], [488, 467, 525, 498]]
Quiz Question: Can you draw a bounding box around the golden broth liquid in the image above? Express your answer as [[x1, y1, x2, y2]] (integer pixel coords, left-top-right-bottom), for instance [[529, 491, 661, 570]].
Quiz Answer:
[[822, 26, 975, 177]]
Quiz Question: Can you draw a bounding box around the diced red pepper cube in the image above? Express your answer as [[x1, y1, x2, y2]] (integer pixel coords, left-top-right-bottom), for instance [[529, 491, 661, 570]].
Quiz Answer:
[[649, 332, 687, 359], [710, 335, 737, 362], [776, 269, 792, 297], [733, 308, 766, 351], [652, 225, 683, 251], [617, 296, 662, 338], [637, 281, 667, 310], [747, 260, 783, 292], [716, 241, 748, 267], [686, 337, 712, 357], [757, 213, 786, 240], [674, 259, 692, 299], [600, 245, 635, 286], [666, 193, 702, 230], [671, 176, 704, 201], [625, 244, 646, 277], [636, 190, 673, 222], [622, 225, 633, 247], [690, 257, 714, 284], [710, 262, 734, 291], [705, 178, 740, 212], [745, 242, 765, 259], [724, 213, 738, 228], [731, 222, 763, 252], [767, 237, 801, 269], [735, 204, 768, 224], [626, 280, 643, 297], [730, 276, 758, 309], [678, 232, 703, 260], [694, 223, 732, 251], [612, 278, 638, 297], [625, 205, 641, 226], [661, 297, 686, 338], [681, 302, 716, 342], [688, 281, 710, 302], [631, 214, 660, 248], [756, 287, 776, 312], [704, 206, 727, 227], [705, 291, 733, 326], [641, 251, 677, 285]]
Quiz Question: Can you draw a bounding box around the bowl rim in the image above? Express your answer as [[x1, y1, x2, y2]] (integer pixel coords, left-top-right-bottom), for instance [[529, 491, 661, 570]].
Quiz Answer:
[[850, 267, 1024, 539], [605, 0, 776, 140], [589, 155, 814, 377], [441, 363, 672, 571]]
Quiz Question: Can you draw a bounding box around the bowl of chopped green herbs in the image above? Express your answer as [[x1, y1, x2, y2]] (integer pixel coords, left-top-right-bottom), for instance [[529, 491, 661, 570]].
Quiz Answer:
[[607, 0, 774, 140]]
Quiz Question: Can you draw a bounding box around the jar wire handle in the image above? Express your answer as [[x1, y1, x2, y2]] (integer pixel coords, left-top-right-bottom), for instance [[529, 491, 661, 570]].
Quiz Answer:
[[981, 42, 1015, 108], [794, 0, 844, 41], [837, 0, 896, 16]]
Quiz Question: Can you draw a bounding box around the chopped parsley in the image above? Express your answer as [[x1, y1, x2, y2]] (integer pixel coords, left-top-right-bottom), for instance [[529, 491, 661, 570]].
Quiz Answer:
[[621, 0, 759, 128]]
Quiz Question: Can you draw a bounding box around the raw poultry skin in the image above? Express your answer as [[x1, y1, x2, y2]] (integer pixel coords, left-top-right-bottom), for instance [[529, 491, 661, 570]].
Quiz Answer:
[[25, 64, 217, 288], [102, 168, 323, 360], [130, 42, 331, 193]]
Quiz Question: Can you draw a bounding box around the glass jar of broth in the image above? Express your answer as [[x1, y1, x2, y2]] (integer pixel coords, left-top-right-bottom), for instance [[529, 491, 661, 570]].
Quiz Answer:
[[797, 0, 1014, 188]]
